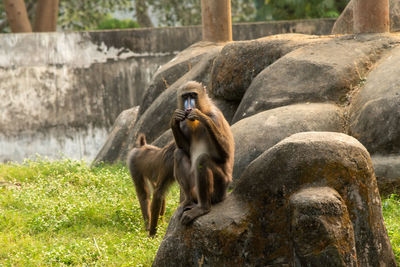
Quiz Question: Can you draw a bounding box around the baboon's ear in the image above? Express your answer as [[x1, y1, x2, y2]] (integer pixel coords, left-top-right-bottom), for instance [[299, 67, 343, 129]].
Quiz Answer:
[[136, 134, 146, 147]]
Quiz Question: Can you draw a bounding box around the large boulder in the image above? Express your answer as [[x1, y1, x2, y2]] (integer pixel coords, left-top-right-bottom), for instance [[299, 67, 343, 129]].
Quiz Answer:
[[209, 34, 324, 101], [153, 132, 395, 266], [332, 0, 400, 34], [92, 106, 139, 165], [139, 42, 223, 115], [373, 155, 400, 196], [151, 129, 173, 148], [349, 45, 400, 154], [289, 187, 357, 266], [231, 103, 345, 179], [232, 34, 400, 123]]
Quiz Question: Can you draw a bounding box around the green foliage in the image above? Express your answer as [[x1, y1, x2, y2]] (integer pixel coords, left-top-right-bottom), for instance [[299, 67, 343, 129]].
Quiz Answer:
[[147, 0, 256, 26], [58, 0, 132, 30], [383, 194, 400, 263], [146, 0, 348, 26], [0, 0, 133, 32], [0, 159, 180, 265], [96, 16, 140, 30], [254, 0, 349, 21]]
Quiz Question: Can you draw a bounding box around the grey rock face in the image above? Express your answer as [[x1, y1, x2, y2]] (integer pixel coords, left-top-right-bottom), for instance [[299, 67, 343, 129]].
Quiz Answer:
[[350, 46, 400, 155], [209, 34, 323, 101], [153, 132, 395, 266], [232, 34, 400, 123], [92, 106, 139, 165], [373, 155, 400, 196], [151, 129, 174, 148], [231, 103, 345, 180], [290, 187, 357, 267]]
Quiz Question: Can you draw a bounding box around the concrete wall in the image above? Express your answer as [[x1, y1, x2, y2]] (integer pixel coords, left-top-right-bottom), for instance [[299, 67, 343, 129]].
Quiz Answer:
[[0, 19, 335, 163]]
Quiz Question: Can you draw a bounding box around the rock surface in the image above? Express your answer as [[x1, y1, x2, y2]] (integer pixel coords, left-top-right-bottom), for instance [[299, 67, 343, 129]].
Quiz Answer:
[[92, 106, 139, 165], [349, 45, 400, 155], [231, 103, 345, 180], [290, 187, 357, 266], [373, 155, 400, 196], [232, 34, 400, 123], [209, 34, 323, 101], [153, 132, 396, 266], [151, 129, 174, 148]]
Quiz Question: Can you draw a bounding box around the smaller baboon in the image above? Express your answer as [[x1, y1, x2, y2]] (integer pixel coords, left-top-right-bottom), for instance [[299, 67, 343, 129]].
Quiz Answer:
[[127, 134, 175, 236]]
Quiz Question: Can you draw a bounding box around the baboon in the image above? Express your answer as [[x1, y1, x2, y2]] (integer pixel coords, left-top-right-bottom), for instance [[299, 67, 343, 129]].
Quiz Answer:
[[127, 134, 175, 236], [170, 81, 234, 225]]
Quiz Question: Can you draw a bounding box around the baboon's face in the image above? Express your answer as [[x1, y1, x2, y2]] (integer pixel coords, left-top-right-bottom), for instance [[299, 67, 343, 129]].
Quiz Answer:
[[182, 92, 197, 116]]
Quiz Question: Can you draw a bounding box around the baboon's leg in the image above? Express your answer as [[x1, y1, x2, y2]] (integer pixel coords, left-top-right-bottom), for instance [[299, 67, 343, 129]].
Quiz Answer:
[[160, 198, 166, 217], [132, 174, 151, 230], [149, 171, 174, 236], [174, 149, 196, 219]]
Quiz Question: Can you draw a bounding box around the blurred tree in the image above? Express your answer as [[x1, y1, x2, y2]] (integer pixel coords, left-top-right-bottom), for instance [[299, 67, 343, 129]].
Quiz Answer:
[[135, 0, 153, 27], [34, 0, 59, 32], [0, 0, 35, 32], [3, 0, 32, 32], [58, 0, 132, 30], [147, 0, 256, 26], [96, 15, 140, 30], [231, 0, 257, 22], [0, 0, 133, 32], [254, 0, 348, 21]]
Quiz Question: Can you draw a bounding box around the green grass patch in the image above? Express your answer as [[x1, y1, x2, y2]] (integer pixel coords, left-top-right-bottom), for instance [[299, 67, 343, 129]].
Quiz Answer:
[[0, 159, 180, 266], [382, 194, 400, 263], [0, 159, 399, 265]]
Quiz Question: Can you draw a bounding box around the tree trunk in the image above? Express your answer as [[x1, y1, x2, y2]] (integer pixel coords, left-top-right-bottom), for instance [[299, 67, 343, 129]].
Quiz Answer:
[[3, 0, 32, 33], [201, 0, 232, 42], [34, 0, 59, 32], [135, 0, 154, 28], [353, 0, 389, 33]]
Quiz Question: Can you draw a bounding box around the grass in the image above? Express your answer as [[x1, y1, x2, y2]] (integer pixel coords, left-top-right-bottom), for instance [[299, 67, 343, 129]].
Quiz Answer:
[[0, 159, 399, 265], [382, 194, 400, 263], [0, 159, 180, 266]]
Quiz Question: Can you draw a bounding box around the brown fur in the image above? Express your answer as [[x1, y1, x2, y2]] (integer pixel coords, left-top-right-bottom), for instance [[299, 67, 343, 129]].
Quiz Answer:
[[170, 81, 234, 225], [127, 134, 175, 236]]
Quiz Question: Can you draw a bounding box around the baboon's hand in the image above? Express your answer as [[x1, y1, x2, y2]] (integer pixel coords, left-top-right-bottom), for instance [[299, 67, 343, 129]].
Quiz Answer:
[[187, 108, 201, 121], [173, 109, 186, 122]]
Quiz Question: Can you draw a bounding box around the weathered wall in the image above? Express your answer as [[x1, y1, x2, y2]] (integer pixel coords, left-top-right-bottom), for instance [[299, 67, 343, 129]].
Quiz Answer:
[[0, 19, 335, 162], [0, 32, 175, 162]]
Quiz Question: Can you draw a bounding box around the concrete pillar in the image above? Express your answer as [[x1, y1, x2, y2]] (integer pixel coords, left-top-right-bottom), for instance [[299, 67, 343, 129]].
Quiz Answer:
[[201, 0, 232, 42], [353, 0, 389, 33]]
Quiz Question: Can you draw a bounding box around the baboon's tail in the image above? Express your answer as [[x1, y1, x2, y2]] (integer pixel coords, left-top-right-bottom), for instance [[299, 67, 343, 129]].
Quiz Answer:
[[136, 133, 146, 147]]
